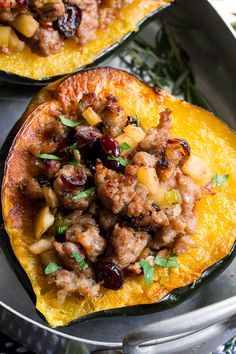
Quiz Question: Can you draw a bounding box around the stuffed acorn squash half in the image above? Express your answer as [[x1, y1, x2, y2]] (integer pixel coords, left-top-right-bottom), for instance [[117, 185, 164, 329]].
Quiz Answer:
[[0, 0, 172, 83], [2, 68, 236, 328]]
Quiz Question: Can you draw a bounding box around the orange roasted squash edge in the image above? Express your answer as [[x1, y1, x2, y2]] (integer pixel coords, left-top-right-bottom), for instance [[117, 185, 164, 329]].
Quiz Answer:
[[0, 0, 172, 82], [2, 68, 236, 327]]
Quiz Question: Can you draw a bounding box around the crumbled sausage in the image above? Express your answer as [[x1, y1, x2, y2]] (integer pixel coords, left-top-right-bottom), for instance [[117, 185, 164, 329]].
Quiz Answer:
[[68, 0, 98, 44], [49, 268, 100, 302], [95, 162, 138, 213], [99, 208, 118, 231], [66, 214, 106, 261], [53, 164, 92, 210], [22, 178, 44, 199], [100, 95, 127, 137], [138, 109, 172, 156], [132, 151, 157, 168], [110, 224, 150, 268], [33, 0, 65, 21], [34, 28, 63, 56]]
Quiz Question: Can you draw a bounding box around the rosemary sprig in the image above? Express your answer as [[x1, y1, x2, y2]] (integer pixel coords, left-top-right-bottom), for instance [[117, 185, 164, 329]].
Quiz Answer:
[[119, 20, 214, 112]]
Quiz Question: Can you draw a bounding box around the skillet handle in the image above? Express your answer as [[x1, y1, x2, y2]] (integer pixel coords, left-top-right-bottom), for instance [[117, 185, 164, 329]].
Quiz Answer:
[[123, 295, 236, 354]]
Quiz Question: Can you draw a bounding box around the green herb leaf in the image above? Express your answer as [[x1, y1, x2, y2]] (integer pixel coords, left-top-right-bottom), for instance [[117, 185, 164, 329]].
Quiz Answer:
[[73, 149, 80, 163], [119, 142, 131, 152], [139, 260, 154, 285], [107, 156, 130, 167], [72, 187, 95, 201], [35, 154, 61, 160], [211, 174, 229, 187], [44, 262, 62, 275], [56, 225, 68, 235], [59, 115, 83, 128], [135, 113, 141, 127], [154, 255, 180, 268], [64, 143, 78, 151], [190, 280, 197, 289], [72, 252, 88, 270]]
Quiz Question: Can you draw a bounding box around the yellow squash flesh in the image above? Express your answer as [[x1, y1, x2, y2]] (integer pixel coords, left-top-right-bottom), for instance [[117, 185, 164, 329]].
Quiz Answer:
[[0, 0, 172, 80], [2, 68, 236, 327]]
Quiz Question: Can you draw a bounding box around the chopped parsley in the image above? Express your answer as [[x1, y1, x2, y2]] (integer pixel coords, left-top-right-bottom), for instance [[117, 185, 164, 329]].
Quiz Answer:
[[154, 255, 180, 268], [211, 174, 229, 187], [190, 280, 197, 289], [139, 259, 154, 285], [44, 262, 62, 275], [119, 142, 131, 152], [135, 113, 142, 127], [72, 187, 95, 201], [73, 149, 80, 165], [64, 143, 78, 151], [35, 154, 61, 160], [72, 252, 88, 270], [59, 115, 83, 128], [56, 224, 68, 235], [107, 156, 130, 167]]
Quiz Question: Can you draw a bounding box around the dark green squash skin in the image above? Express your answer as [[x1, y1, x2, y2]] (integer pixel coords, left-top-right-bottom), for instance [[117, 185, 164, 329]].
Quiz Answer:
[[0, 96, 235, 327], [0, 3, 171, 86]]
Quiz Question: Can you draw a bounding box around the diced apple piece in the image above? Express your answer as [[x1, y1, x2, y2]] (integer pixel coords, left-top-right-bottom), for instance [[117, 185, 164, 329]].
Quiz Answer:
[[182, 155, 212, 185], [12, 14, 39, 38], [137, 167, 160, 195], [116, 134, 137, 151], [43, 187, 59, 209], [150, 187, 167, 208], [40, 250, 59, 266], [151, 188, 182, 208], [0, 26, 11, 50], [82, 107, 102, 126], [124, 125, 145, 143], [9, 29, 25, 52], [34, 206, 55, 240], [29, 236, 54, 255], [165, 189, 182, 205]]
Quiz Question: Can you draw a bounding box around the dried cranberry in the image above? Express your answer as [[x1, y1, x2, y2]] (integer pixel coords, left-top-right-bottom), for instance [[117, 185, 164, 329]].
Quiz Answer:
[[61, 169, 86, 190], [55, 4, 82, 38], [153, 87, 162, 95], [100, 134, 120, 157], [167, 138, 191, 157], [157, 156, 170, 170], [75, 127, 101, 148], [94, 260, 124, 290], [99, 134, 123, 172], [127, 116, 137, 126], [16, 0, 28, 9]]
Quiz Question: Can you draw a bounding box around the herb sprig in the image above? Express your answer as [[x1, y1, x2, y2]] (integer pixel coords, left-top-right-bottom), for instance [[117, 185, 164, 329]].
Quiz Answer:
[[140, 255, 180, 285], [35, 153, 61, 160], [107, 156, 130, 167], [44, 262, 62, 275], [211, 174, 229, 187], [72, 187, 95, 201], [119, 21, 214, 112], [72, 252, 88, 270], [119, 142, 131, 152], [59, 115, 83, 128]]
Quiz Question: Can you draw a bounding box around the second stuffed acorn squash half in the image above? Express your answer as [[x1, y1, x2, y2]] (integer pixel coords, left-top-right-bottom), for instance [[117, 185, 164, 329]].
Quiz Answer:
[[0, 0, 172, 83], [2, 68, 236, 328]]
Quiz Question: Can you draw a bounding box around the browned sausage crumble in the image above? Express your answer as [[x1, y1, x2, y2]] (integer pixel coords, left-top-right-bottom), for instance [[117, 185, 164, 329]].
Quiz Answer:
[[0, 0, 132, 55], [24, 92, 212, 302]]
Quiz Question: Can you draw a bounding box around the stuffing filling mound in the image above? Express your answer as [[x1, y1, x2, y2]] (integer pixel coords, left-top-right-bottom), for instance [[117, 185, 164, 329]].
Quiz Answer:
[[0, 0, 131, 55], [23, 93, 217, 303]]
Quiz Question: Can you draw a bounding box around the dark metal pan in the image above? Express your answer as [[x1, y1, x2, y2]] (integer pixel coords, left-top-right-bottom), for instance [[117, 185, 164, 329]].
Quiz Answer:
[[0, 0, 235, 353]]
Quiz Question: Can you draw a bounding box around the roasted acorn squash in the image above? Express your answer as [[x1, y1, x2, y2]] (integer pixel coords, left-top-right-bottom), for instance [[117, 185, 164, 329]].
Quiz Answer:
[[0, 0, 172, 83], [2, 68, 236, 328]]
